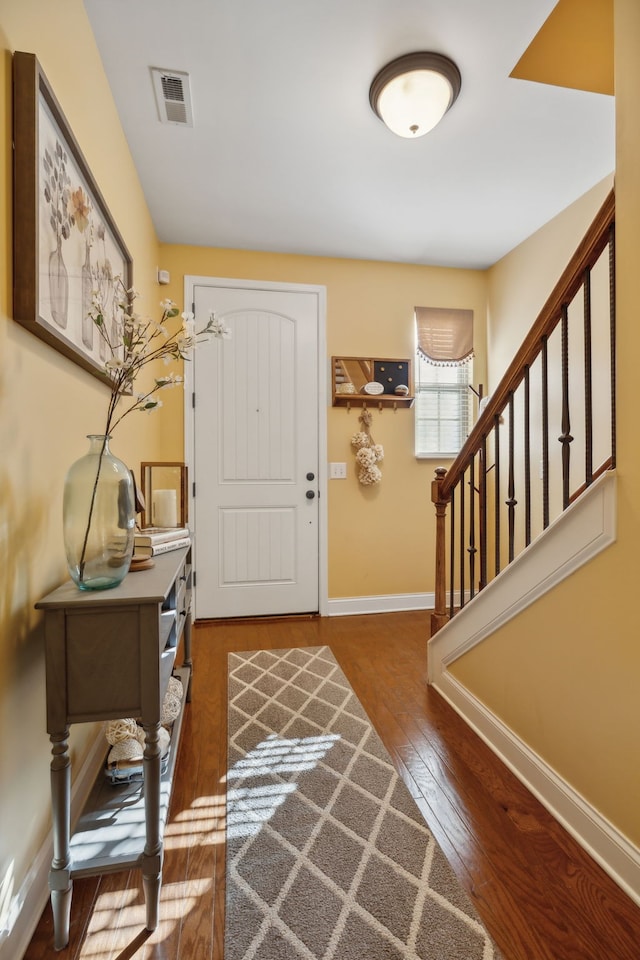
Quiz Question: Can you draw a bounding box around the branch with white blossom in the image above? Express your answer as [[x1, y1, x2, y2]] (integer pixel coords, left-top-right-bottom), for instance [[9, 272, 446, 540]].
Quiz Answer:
[[89, 277, 230, 439]]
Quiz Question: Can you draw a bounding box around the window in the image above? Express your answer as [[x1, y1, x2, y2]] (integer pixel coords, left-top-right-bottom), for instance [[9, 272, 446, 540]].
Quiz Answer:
[[414, 354, 473, 457], [414, 306, 474, 458]]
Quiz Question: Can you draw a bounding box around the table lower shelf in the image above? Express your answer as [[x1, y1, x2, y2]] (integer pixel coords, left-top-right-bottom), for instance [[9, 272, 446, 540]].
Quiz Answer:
[[68, 665, 190, 878]]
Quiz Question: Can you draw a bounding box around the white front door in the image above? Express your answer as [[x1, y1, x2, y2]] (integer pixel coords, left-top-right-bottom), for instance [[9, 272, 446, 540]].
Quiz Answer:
[[188, 279, 324, 618]]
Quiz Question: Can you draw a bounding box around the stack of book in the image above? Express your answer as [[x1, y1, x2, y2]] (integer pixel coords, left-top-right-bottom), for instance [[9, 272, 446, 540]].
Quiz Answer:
[[133, 526, 191, 557]]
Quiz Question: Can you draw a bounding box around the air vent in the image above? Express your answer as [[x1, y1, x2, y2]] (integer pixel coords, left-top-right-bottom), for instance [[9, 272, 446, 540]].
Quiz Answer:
[[150, 67, 194, 126]]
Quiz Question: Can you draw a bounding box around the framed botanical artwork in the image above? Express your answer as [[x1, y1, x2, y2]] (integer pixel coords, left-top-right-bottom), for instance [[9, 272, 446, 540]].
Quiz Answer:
[[12, 51, 133, 384]]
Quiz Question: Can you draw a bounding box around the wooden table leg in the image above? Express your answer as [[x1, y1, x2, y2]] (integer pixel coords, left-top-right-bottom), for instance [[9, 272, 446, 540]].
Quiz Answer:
[[141, 721, 163, 931], [183, 610, 193, 702], [49, 728, 72, 950]]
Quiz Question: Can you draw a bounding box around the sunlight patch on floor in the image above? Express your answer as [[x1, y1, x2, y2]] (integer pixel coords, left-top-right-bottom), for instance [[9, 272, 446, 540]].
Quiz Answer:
[[164, 793, 226, 849], [225, 733, 339, 839], [78, 879, 212, 959]]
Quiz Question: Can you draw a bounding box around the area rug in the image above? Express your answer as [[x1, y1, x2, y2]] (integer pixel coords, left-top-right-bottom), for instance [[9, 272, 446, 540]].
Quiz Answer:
[[225, 646, 503, 960]]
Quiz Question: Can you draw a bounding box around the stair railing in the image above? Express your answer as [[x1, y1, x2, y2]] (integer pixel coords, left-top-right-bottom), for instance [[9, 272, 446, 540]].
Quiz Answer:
[[431, 190, 616, 634]]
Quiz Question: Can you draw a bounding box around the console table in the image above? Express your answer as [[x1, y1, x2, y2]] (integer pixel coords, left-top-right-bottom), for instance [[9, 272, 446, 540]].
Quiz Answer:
[[36, 545, 192, 950]]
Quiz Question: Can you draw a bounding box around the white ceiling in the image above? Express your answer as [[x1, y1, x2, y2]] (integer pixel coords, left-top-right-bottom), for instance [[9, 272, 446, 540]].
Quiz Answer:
[[83, 0, 614, 270]]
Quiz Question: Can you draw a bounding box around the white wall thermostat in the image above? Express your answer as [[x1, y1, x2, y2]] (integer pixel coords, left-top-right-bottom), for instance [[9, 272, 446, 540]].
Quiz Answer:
[[157, 269, 171, 285]]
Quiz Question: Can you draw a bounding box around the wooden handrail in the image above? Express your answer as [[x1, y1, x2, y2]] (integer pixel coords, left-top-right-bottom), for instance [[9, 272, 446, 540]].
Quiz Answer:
[[440, 189, 615, 502]]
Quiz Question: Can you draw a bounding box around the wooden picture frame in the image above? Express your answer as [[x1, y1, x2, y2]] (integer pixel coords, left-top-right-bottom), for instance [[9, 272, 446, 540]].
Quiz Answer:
[[140, 462, 189, 529], [12, 51, 133, 385]]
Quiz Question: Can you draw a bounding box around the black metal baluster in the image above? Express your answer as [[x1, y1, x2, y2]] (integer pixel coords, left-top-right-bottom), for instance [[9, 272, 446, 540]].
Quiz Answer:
[[609, 225, 617, 469], [494, 416, 501, 577], [583, 268, 593, 488], [560, 304, 573, 509], [506, 393, 517, 563], [468, 454, 476, 599], [479, 435, 487, 590], [449, 483, 456, 619], [459, 469, 465, 610], [542, 336, 550, 529], [524, 366, 531, 546]]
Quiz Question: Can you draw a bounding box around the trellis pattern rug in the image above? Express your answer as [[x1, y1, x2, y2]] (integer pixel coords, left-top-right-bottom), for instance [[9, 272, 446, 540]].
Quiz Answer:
[[225, 646, 503, 960]]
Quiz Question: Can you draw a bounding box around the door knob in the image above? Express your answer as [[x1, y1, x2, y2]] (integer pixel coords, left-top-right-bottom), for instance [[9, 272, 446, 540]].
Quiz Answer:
[[306, 472, 315, 481], [306, 490, 316, 499]]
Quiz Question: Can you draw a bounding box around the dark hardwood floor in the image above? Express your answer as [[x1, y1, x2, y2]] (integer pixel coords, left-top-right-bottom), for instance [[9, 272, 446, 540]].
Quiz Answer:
[[23, 612, 640, 959]]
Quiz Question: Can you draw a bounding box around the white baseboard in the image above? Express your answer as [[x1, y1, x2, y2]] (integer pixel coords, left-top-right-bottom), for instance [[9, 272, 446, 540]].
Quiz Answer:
[[0, 733, 106, 960], [326, 592, 434, 617], [432, 670, 640, 907]]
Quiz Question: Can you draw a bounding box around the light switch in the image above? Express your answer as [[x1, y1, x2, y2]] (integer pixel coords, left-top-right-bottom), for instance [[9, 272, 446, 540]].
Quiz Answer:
[[329, 462, 347, 479]]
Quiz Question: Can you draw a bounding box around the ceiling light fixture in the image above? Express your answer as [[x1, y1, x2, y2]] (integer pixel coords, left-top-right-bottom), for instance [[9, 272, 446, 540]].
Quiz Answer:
[[369, 52, 461, 139]]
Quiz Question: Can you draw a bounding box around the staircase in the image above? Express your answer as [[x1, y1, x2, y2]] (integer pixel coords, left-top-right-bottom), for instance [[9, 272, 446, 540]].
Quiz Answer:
[[422, 191, 639, 905], [430, 189, 616, 635]]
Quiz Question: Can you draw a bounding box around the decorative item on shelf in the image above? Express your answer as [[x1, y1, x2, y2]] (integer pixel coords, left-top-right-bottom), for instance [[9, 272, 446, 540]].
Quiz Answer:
[[335, 382, 356, 395], [141, 461, 188, 529], [161, 675, 184, 725], [394, 384, 409, 396], [103, 717, 154, 776], [362, 381, 384, 395], [128, 474, 153, 570], [373, 360, 410, 395], [153, 489, 177, 527], [103, 674, 183, 784], [131, 525, 191, 566], [134, 526, 190, 546], [63, 279, 229, 591], [351, 408, 384, 485], [63, 434, 136, 591], [129, 555, 155, 572], [133, 535, 191, 559]]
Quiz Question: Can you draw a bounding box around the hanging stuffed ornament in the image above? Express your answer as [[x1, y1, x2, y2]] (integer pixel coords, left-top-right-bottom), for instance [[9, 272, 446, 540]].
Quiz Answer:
[[351, 408, 384, 485]]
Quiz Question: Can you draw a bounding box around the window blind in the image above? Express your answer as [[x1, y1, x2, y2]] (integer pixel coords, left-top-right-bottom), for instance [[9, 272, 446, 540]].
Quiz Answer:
[[415, 306, 473, 365]]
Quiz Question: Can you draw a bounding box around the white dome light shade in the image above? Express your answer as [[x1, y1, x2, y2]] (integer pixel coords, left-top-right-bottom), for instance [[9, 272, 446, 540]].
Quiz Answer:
[[377, 69, 453, 138], [369, 52, 461, 139]]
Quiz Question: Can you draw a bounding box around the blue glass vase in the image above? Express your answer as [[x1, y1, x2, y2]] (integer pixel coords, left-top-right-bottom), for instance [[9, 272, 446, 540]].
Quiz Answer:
[[63, 435, 135, 590]]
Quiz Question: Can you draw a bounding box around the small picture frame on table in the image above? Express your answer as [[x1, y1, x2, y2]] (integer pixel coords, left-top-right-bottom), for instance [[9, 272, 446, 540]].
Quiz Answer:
[[140, 462, 188, 530]]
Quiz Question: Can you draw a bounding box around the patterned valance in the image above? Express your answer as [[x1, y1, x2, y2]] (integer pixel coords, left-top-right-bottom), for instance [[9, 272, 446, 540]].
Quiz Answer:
[[415, 306, 474, 366]]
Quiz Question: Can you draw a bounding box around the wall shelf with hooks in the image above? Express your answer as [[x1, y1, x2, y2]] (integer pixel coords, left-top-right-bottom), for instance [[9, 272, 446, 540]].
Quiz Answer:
[[331, 356, 414, 408]]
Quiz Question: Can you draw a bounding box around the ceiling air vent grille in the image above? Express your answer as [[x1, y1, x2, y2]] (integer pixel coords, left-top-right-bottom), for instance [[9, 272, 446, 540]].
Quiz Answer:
[[150, 67, 194, 126]]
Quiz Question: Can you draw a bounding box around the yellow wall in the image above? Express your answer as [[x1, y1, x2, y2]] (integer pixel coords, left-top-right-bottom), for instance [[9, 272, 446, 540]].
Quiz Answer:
[[450, 4, 640, 846], [160, 244, 487, 599], [511, 0, 614, 95], [487, 175, 613, 385], [2, 0, 636, 948], [0, 0, 165, 938]]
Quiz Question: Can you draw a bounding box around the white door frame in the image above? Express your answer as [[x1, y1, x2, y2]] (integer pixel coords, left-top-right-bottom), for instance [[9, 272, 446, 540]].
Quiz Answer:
[[183, 275, 329, 619]]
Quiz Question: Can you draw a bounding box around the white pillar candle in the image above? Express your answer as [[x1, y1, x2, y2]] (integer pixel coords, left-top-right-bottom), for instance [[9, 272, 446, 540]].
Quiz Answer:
[[153, 489, 178, 528]]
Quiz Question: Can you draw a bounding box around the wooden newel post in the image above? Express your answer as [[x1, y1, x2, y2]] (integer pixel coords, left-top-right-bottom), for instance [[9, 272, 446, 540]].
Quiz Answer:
[[431, 467, 450, 636]]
